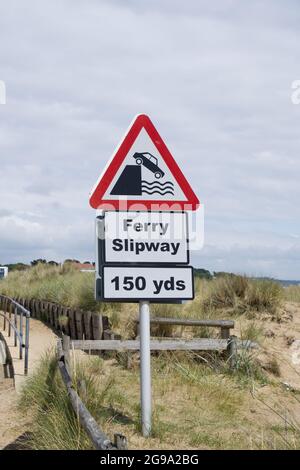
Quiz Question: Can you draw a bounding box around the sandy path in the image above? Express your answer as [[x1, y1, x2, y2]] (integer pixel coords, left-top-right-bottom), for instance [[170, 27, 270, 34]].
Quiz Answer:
[[262, 302, 300, 389], [234, 301, 300, 389], [0, 316, 58, 449]]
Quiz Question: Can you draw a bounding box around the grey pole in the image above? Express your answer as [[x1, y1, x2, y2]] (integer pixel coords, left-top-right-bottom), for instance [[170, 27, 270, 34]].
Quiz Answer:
[[24, 315, 30, 375], [3, 298, 6, 331], [19, 310, 23, 359], [14, 306, 17, 347], [139, 300, 151, 437], [8, 304, 11, 337]]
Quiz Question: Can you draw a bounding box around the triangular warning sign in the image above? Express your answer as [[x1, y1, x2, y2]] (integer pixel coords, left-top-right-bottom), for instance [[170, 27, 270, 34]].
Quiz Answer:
[[89, 114, 199, 211]]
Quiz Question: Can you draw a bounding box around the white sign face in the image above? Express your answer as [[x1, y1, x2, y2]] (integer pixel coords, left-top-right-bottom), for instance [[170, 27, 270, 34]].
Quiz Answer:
[[100, 211, 189, 264], [101, 266, 194, 300]]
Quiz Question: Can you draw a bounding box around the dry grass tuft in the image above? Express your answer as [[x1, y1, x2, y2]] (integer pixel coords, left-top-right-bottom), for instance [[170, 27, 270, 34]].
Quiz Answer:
[[0, 266, 284, 338], [284, 285, 300, 303], [19, 351, 117, 450]]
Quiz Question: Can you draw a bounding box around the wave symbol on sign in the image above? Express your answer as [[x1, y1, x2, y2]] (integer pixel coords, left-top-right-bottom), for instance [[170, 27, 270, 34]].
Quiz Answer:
[[141, 180, 174, 196]]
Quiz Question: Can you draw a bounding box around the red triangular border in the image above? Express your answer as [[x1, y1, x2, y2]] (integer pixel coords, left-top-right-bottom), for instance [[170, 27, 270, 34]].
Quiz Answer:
[[89, 114, 200, 210]]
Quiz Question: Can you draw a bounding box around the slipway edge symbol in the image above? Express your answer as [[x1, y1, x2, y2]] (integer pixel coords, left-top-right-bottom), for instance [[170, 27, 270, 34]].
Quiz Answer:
[[89, 114, 200, 210]]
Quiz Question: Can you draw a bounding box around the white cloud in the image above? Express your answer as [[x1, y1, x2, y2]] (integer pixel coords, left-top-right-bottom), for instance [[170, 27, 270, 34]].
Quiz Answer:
[[0, 0, 300, 277]]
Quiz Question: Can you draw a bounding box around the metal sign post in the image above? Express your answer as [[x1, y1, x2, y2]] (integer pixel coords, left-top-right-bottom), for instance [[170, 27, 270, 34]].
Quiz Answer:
[[90, 114, 200, 438], [139, 300, 152, 437]]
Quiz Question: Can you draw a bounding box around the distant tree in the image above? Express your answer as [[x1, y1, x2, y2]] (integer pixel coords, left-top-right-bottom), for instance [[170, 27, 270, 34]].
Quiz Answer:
[[213, 271, 235, 278], [194, 268, 212, 279], [83, 261, 91, 265], [6, 263, 29, 271], [63, 259, 80, 264], [48, 260, 59, 266], [31, 259, 47, 266]]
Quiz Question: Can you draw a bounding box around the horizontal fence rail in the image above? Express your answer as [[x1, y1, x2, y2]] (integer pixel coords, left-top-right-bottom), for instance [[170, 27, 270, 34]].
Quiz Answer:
[[136, 317, 235, 328], [0, 295, 30, 375], [71, 338, 229, 351], [136, 316, 235, 340]]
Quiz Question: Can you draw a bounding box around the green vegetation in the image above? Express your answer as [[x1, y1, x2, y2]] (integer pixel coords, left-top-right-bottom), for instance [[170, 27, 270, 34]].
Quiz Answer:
[[228, 350, 268, 385], [4, 263, 297, 450], [284, 285, 300, 303], [239, 321, 264, 343], [194, 268, 212, 279], [202, 275, 282, 315], [19, 353, 113, 450], [17, 351, 246, 450], [0, 265, 284, 338], [0, 263, 99, 311], [246, 279, 283, 314], [3, 263, 29, 272], [19, 350, 300, 450], [1, 259, 95, 272]]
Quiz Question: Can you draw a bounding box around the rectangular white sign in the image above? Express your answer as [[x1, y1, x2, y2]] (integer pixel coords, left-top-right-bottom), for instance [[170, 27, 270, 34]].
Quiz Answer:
[[99, 211, 189, 264], [101, 266, 194, 301]]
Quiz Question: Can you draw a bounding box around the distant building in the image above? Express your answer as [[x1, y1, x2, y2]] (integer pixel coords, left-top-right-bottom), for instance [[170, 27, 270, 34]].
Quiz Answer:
[[0, 266, 8, 279], [72, 263, 95, 273]]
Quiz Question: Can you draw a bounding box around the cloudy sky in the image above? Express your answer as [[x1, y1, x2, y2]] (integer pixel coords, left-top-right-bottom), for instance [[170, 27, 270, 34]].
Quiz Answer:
[[0, 0, 299, 279]]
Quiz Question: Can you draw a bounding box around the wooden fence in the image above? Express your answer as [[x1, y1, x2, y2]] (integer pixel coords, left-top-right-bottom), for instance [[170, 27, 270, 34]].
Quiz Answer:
[[68, 317, 257, 369], [136, 317, 235, 339], [58, 325, 252, 449], [1, 296, 258, 449], [57, 336, 127, 450], [0, 296, 256, 366], [0, 297, 110, 341]]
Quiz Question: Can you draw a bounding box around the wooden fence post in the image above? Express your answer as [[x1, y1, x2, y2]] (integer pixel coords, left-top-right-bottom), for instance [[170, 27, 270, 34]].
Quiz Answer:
[[62, 307, 70, 336], [78, 379, 87, 402], [114, 433, 128, 450], [75, 311, 84, 339], [227, 335, 238, 370], [126, 352, 133, 369], [28, 299, 34, 318], [57, 305, 63, 331], [102, 316, 110, 332], [45, 302, 50, 323], [68, 309, 76, 339], [221, 327, 230, 340], [34, 300, 40, 320], [48, 303, 54, 326], [53, 304, 59, 330], [92, 313, 103, 340], [83, 312, 92, 340], [62, 335, 71, 377], [57, 338, 63, 360]]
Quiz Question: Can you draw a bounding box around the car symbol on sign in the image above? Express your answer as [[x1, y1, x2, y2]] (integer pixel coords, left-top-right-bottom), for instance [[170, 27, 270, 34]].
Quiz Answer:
[[133, 152, 165, 179]]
